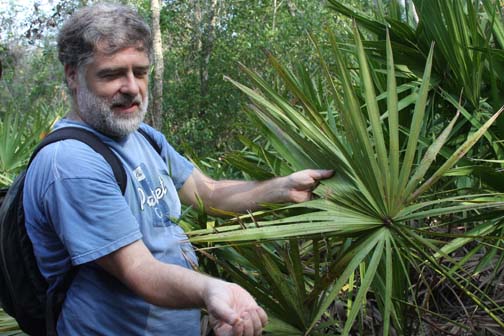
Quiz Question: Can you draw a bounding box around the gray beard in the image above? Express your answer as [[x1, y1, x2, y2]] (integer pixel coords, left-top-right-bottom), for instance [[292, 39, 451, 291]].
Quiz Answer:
[[76, 82, 148, 138]]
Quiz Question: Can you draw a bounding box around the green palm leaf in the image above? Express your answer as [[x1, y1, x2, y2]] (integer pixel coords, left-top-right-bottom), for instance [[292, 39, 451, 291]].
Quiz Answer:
[[190, 9, 503, 334]]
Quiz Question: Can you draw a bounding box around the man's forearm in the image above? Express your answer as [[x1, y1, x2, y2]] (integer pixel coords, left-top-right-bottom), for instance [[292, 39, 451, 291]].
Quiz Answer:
[[202, 177, 288, 213], [179, 168, 333, 215], [127, 259, 210, 308], [97, 240, 209, 309], [96, 239, 267, 335], [179, 169, 291, 214]]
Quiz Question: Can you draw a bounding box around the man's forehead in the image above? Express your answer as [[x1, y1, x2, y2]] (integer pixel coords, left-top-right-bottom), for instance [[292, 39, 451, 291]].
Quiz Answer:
[[90, 46, 150, 68], [92, 40, 149, 58], [95, 39, 147, 52]]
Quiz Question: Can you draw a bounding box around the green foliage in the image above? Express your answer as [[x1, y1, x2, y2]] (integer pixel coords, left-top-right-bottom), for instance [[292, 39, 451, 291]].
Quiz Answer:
[[159, 0, 359, 158], [0, 309, 24, 335], [189, 7, 504, 335], [2, 1, 504, 335], [328, 0, 504, 191], [0, 42, 65, 187]]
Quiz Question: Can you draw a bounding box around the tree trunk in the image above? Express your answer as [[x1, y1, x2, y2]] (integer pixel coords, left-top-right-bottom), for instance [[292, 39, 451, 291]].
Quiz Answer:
[[149, 0, 164, 130], [198, 0, 218, 117], [272, 0, 277, 31]]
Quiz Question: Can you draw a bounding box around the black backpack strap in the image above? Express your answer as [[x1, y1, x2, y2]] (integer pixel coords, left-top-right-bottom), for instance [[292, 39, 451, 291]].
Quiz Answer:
[[30, 127, 127, 194], [138, 127, 162, 155]]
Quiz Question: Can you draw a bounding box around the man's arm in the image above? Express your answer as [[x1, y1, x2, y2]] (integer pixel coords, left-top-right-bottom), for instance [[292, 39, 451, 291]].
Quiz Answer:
[[96, 240, 267, 336], [178, 168, 334, 214]]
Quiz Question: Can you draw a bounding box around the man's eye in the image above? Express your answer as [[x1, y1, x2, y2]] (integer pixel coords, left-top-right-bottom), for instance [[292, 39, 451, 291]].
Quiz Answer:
[[135, 71, 148, 78], [100, 73, 119, 79]]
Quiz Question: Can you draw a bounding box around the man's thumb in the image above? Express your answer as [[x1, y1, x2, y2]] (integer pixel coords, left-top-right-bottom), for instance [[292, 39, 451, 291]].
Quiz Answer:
[[211, 305, 240, 326]]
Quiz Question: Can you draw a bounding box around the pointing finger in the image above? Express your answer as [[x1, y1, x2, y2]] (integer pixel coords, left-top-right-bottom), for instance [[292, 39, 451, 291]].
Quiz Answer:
[[309, 169, 334, 180]]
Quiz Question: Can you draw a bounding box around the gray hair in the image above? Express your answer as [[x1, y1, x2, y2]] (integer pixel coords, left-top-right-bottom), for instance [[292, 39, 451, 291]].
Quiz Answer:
[[57, 3, 152, 69]]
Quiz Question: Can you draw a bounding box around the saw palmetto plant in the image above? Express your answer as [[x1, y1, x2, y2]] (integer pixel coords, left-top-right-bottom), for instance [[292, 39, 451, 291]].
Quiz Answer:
[[328, 0, 504, 191], [0, 111, 58, 187], [188, 23, 504, 335]]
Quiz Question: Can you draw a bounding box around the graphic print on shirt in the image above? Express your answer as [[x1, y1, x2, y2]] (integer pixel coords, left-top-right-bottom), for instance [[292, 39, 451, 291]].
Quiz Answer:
[[134, 163, 179, 227]]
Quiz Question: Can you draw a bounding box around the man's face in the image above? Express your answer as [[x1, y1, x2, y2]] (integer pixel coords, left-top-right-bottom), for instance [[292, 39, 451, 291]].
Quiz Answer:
[[73, 46, 150, 138]]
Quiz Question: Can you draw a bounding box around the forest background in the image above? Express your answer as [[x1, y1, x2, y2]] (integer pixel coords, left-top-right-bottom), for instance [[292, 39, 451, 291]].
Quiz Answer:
[[0, 0, 357, 162], [2, 0, 504, 335]]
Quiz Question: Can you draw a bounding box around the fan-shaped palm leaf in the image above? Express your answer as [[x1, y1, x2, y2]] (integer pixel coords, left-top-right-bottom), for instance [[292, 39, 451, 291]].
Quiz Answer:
[[189, 24, 503, 335]]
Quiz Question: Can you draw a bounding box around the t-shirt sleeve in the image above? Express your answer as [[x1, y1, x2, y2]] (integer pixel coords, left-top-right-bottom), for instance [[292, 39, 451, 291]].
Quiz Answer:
[[140, 124, 194, 190], [42, 143, 142, 266], [163, 142, 194, 190]]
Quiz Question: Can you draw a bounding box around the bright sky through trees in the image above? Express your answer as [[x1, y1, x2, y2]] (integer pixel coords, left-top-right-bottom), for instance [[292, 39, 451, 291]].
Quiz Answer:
[[0, 0, 55, 42]]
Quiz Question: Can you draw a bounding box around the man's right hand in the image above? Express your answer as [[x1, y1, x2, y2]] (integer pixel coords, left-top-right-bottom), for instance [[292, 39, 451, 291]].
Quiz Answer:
[[204, 279, 268, 336]]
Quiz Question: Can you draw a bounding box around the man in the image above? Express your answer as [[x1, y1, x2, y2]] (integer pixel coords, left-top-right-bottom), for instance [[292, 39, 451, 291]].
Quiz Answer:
[[23, 3, 333, 336]]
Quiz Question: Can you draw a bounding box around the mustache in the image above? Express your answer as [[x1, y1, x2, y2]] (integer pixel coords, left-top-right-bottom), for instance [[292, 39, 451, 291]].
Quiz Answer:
[[110, 94, 142, 108]]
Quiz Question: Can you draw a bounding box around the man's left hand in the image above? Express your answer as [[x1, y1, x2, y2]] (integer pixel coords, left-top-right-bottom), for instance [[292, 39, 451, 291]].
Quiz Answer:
[[283, 169, 334, 203]]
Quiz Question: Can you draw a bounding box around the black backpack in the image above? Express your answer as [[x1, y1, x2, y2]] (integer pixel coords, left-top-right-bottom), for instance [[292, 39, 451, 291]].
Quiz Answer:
[[0, 126, 160, 336]]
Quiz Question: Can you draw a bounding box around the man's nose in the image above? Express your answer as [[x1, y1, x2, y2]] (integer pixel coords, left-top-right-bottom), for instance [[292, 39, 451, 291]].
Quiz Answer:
[[120, 72, 140, 96]]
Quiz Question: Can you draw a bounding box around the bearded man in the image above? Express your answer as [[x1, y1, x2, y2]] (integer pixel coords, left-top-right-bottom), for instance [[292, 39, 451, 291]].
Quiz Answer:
[[23, 3, 333, 336]]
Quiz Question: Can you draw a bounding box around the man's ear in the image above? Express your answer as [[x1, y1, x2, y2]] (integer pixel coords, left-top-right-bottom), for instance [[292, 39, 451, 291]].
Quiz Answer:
[[64, 64, 79, 91]]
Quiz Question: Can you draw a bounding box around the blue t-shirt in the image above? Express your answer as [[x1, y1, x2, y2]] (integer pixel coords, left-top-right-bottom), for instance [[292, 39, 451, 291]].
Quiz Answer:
[[23, 119, 199, 335]]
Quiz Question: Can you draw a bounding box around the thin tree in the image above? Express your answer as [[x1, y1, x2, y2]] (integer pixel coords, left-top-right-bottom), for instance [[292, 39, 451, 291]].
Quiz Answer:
[[149, 0, 164, 130], [198, 0, 218, 117]]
